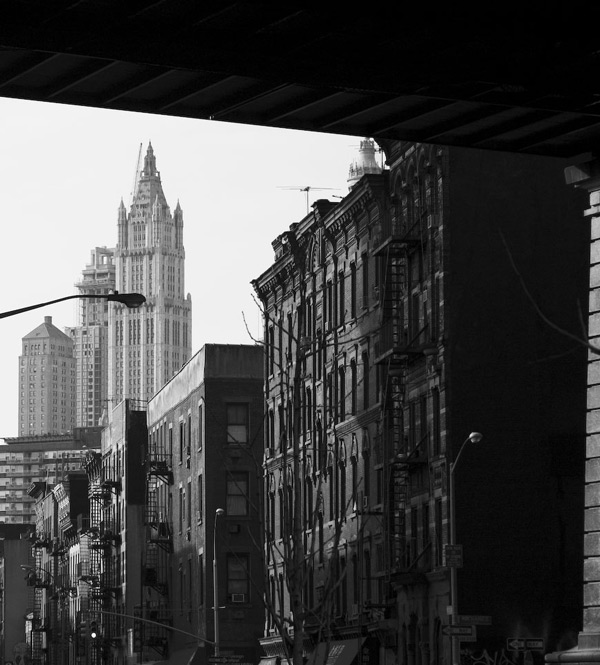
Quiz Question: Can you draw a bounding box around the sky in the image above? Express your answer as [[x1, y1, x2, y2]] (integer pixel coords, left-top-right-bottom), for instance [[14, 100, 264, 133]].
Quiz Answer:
[[0, 96, 365, 439]]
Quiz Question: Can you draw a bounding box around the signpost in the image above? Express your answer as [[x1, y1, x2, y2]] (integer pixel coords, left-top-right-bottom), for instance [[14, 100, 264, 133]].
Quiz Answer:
[[457, 615, 492, 626], [444, 544, 463, 568], [506, 639, 544, 652], [442, 625, 476, 641]]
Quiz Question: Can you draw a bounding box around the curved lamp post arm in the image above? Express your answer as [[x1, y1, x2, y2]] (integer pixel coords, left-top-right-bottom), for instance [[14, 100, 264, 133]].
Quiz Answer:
[[0, 292, 146, 320]]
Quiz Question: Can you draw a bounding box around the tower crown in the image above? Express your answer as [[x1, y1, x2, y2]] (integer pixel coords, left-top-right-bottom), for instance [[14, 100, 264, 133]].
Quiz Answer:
[[142, 142, 158, 177]]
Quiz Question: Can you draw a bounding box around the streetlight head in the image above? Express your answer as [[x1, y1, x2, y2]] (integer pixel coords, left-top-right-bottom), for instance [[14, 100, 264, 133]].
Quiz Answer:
[[107, 292, 146, 308], [468, 432, 483, 444], [215, 508, 225, 517]]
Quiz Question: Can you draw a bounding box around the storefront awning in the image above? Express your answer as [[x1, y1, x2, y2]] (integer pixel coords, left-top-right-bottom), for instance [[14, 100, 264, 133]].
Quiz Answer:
[[306, 638, 366, 665], [258, 658, 280, 665]]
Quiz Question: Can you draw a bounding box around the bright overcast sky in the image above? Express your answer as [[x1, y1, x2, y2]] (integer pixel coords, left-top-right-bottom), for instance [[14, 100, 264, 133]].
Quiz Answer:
[[0, 97, 364, 438]]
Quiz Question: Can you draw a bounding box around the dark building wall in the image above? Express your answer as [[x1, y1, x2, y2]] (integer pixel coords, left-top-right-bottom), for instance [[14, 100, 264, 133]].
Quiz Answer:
[[444, 147, 588, 648], [147, 344, 264, 659]]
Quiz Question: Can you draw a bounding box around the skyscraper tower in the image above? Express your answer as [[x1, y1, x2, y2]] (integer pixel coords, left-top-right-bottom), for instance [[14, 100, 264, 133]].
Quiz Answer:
[[18, 316, 76, 436], [109, 143, 192, 408], [67, 246, 116, 427]]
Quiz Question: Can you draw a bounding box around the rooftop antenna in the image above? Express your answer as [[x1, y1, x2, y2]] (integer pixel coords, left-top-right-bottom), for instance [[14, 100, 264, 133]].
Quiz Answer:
[[278, 186, 340, 214], [129, 143, 143, 206]]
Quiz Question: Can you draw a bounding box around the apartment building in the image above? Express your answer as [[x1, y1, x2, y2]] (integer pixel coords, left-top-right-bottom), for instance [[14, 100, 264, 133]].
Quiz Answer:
[[18, 315, 76, 436], [144, 344, 264, 665], [252, 139, 587, 665], [0, 428, 100, 524]]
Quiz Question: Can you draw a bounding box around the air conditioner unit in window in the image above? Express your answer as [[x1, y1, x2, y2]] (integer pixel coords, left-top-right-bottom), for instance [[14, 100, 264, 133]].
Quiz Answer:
[[231, 593, 246, 603]]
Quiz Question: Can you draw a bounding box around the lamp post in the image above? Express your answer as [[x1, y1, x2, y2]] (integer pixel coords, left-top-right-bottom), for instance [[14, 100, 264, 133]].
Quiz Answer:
[[0, 291, 145, 319], [449, 431, 483, 665], [213, 508, 225, 657]]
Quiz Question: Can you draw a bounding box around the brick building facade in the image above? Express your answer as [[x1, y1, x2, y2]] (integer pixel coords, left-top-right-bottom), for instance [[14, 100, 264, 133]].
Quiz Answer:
[[252, 139, 587, 665]]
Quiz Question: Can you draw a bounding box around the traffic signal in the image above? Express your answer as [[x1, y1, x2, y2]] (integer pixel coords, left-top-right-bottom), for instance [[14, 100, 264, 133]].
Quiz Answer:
[[80, 621, 88, 640], [90, 621, 98, 640]]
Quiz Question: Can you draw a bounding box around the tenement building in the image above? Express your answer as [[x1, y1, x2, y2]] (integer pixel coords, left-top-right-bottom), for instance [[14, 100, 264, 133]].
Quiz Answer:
[[67, 246, 116, 427], [18, 315, 76, 436], [252, 139, 587, 665], [109, 142, 192, 409], [142, 344, 264, 665]]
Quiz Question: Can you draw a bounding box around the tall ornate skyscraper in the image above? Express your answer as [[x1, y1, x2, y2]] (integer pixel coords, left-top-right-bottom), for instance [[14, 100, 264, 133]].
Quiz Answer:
[[18, 316, 76, 436], [67, 246, 116, 427], [109, 143, 192, 408]]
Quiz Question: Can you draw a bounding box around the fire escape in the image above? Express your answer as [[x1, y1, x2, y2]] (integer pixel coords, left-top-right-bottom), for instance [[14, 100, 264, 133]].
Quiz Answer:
[[142, 435, 173, 660], [28, 541, 52, 665], [88, 476, 122, 661], [373, 199, 434, 582], [81, 451, 109, 665]]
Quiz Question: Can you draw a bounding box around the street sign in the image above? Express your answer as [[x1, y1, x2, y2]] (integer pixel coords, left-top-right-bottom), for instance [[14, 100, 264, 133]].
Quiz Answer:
[[458, 615, 492, 626], [507, 639, 544, 652], [444, 544, 463, 567], [443, 625, 474, 636]]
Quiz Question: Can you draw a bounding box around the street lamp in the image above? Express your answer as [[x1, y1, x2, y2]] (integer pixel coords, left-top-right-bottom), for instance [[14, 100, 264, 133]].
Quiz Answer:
[[448, 431, 483, 665], [213, 508, 225, 657], [0, 291, 146, 319]]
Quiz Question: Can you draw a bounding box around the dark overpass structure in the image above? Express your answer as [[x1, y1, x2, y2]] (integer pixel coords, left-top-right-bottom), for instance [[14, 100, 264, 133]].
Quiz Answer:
[[1, 3, 600, 157]]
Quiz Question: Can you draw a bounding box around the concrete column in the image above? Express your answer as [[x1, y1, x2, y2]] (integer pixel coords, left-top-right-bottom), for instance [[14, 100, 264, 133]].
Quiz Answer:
[[548, 159, 600, 663]]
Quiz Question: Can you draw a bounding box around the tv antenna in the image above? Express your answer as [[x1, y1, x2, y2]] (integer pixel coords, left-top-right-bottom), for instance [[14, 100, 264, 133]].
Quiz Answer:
[[278, 186, 340, 214]]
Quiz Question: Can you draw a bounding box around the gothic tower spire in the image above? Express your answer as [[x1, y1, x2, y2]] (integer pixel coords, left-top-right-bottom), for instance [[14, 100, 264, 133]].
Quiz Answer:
[[109, 143, 193, 409]]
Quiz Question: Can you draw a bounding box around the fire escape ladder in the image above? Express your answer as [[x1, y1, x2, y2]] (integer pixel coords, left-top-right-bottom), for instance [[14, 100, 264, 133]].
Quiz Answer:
[[390, 457, 409, 572], [148, 436, 173, 485], [143, 599, 170, 658], [146, 478, 173, 552], [143, 543, 168, 596]]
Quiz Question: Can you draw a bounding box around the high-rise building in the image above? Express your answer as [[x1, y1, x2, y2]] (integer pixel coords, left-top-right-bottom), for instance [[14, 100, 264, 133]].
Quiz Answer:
[[109, 143, 192, 409], [67, 246, 115, 427], [18, 316, 76, 436]]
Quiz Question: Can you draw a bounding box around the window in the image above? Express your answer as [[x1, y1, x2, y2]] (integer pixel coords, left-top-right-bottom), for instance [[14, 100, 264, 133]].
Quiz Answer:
[[338, 270, 345, 324], [350, 262, 356, 319], [227, 472, 249, 516], [338, 366, 346, 421], [432, 388, 441, 456], [361, 252, 369, 308], [179, 421, 184, 463], [197, 474, 203, 522], [350, 360, 357, 416], [198, 402, 204, 450], [226, 404, 249, 444], [227, 554, 249, 601], [362, 352, 370, 409], [198, 554, 204, 605], [268, 326, 275, 375], [179, 487, 183, 533]]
